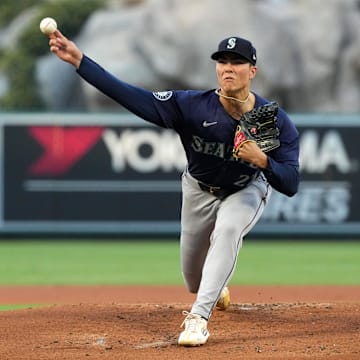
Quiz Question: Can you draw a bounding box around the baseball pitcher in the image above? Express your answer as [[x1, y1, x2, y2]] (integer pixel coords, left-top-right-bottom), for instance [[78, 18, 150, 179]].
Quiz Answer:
[[47, 32, 299, 346]]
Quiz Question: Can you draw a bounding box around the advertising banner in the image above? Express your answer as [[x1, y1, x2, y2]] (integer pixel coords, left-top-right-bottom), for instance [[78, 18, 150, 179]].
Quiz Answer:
[[260, 115, 360, 236], [1, 113, 359, 236]]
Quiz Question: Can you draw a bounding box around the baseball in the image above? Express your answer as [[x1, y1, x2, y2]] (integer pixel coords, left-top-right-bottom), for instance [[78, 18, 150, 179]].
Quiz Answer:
[[39, 17, 57, 35]]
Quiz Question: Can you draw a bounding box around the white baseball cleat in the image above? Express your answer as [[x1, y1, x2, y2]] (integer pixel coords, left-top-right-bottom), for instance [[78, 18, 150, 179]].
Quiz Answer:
[[178, 311, 210, 346], [216, 286, 230, 310]]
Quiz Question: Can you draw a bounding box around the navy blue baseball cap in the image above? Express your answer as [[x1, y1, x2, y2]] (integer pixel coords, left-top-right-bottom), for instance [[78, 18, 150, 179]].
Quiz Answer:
[[211, 36, 257, 65]]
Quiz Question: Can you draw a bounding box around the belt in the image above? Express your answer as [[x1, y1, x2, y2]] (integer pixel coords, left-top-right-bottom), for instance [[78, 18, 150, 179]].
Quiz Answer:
[[198, 182, 242, 200]]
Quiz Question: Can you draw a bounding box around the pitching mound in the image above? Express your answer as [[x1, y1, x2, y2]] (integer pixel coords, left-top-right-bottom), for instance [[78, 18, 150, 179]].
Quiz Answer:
[[1, 286, 360, 359]]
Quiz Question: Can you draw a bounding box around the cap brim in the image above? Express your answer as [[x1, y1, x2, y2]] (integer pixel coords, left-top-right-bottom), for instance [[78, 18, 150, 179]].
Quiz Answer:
[[211, 50, 231, 60], [211, 50, 254, 64]]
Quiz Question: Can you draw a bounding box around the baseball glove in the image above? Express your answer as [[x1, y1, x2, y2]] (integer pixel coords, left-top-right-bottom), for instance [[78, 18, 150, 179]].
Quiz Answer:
[[232, 101, 280, 158]]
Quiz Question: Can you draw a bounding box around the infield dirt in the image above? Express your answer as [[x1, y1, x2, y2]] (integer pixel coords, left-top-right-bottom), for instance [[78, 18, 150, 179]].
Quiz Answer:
[[1, 285, 359, 359]]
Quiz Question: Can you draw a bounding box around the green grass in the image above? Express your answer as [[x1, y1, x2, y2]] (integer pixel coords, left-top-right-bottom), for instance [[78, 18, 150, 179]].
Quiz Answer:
[[0, 240, 183, 285], [0, 240, 359, 286], [236, 240, 360, 285], [0, 304, 43, 311]]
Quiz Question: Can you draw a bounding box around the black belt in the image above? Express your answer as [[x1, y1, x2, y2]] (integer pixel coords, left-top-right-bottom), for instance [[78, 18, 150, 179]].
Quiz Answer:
[[198, 182, 242, 200]]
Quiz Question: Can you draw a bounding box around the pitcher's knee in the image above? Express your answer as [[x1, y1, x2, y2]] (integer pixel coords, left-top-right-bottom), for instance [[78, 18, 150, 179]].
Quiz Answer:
[[183, 273, 200, 293], [185, 282, 199, 293]]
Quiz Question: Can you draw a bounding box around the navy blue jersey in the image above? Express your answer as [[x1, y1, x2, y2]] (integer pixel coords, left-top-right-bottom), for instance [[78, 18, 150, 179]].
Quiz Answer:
[[78, 55, 299, 196]]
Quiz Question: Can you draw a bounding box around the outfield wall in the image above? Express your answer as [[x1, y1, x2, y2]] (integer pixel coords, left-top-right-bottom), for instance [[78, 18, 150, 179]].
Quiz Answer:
[[0, 112, 359, 237]]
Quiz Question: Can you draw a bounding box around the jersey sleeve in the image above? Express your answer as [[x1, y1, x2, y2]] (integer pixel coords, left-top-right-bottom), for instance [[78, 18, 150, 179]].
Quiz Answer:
[[76, 55, 183, 128], [261, 109, 300, 197]]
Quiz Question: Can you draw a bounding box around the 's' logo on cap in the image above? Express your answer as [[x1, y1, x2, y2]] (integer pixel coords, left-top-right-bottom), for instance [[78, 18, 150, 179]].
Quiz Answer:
[[226, 38, 237, 49]]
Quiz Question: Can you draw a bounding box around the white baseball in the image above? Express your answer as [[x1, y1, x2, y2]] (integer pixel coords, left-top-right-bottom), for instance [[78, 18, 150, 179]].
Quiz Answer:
[[40, 17, 57, 35]]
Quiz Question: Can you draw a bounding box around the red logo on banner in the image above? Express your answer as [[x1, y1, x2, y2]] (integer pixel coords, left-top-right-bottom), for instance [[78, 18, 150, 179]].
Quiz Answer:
[[28, 126, 104, 176]]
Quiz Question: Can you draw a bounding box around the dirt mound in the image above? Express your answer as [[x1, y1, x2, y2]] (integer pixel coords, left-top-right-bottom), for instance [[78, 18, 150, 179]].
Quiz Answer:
[[1, 301, 360, 359]]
